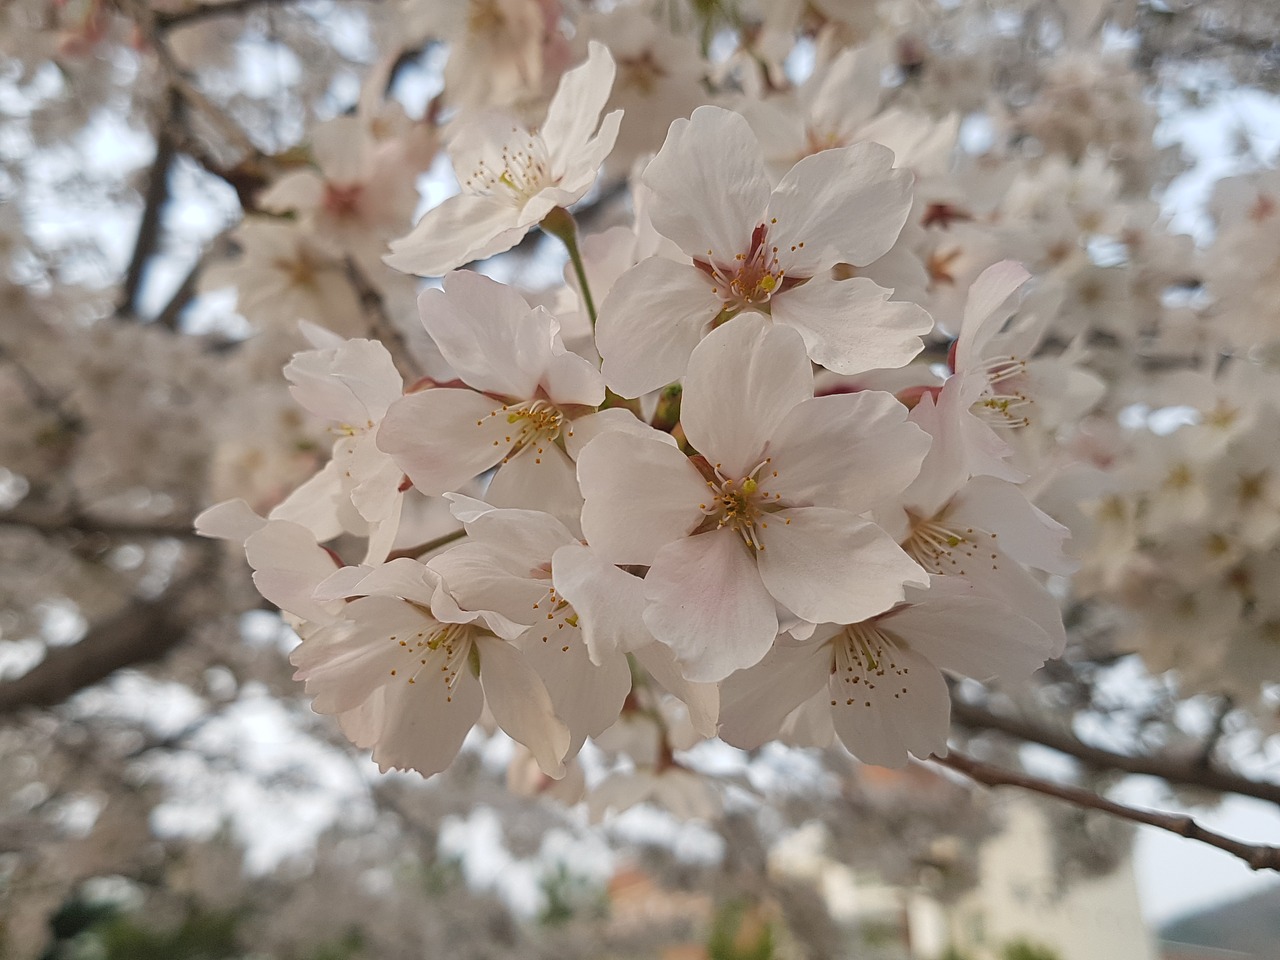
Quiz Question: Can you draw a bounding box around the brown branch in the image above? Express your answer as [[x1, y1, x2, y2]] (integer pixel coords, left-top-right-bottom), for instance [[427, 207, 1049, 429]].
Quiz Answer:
[[344, 257, 424, 381], [117, 89, 181, 321], [933, 750, 1280, 873], [950, 697, 1280, 807], [154, 0, 306, 30], [0, 503, 201, 541], [0, 557, 212, 718]]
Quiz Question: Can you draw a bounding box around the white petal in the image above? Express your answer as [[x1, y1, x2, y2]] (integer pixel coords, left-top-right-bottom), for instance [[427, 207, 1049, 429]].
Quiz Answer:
[[950, 476, 1075, 575], [542, 41, 617, 170], [371, 662, 484, 776], [642, 106, 771, 263], [955, 260, 1031, 372], [551, 543, 652, 664], [244, 520, 340, 622], [476, 636, 571, 778], [756, 508, 927, 625], [631, 642, 720, 738], [377, 389, 509, 495], [596, 257, 722, 398], [564, 407, 677, 461], [767, 391, 930, 514], [766, 140, 913, 270], [384, 194, 525, 277], [829, 636, 950, 768], [719, 640, 831, 749], [577, 431, 706, 565], [195, 499, 265, 543], [268, 458, 349, 542], [643, 529, 779, 682], [486, 443, 584, 536], [770, 276, 931, 375], [517, 623, 631, 758], [419, 271, 548, 399], [680, 315, 812, 477], [882, 585, 1054, 682]]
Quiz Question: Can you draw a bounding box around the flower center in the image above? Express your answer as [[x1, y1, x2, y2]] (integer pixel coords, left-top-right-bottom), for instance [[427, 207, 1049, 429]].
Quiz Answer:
[[902, 514, 1000, 577], [974, 355, 1032, 428], [477, 398, 567, 465], [696, 223, 799, 309], [388, 621, 473, 702], [322, 182, 364, 219], [697, 458, 785, 550], [830, 622, 911, 708], [462, 127, 551, 207], [531, 584, 581, 654]]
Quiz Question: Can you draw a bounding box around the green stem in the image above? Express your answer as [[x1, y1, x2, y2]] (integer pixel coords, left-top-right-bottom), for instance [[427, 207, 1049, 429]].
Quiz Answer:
[[540, 206, 597, 327]]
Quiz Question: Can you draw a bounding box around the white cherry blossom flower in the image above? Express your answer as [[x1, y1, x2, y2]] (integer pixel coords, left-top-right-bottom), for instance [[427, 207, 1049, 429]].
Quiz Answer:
[[595, 104, 931, 397], [295, 557, 570, 778], [719, 578, 1056, 767], [578, 316, 930, 682], [384, 41, 621, 277], [377, 270, 605, 527]]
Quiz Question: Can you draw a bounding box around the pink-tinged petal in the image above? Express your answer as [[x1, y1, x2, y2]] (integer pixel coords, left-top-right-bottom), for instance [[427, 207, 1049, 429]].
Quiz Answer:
[[950, 476, 1075, 575], [578, 431, 707, 565], [419, 271, 549, 398], [756, 508, 927, 625], [486, 443, 583, 536], [766, 141, 913, 271], [642, 106, 771, 263], [829, 635, 950, 768], [552, 543, 652, 665], [556, 109, 622, 199], [680, 315, 812, 477], [565, 408, 677, 461], [770, 276, 931, 375], [542, 42, 617, 171], [370, 661, 484, 776], [384, 194, 525, 277], [427, 545, 547, 640], [768, 392, 930, 514], [377, 389, 509, 495], [463, 505, 578, 562], [516, 623, 631, 758], [882, 583, 1054, 682], [955, 260, 1031, 372], [643, 529, 779, 682], [719, 640, 831, 749], [596, 257, 722, 399], [476, 635, 571, 778], [631, 641, 720, 737], [902, 389, 972, 518], [778, 689, 835, 748]]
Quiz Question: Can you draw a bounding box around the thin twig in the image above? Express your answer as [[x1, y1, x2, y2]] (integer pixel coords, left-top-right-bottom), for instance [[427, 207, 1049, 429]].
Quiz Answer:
[[155, 0, 304, 30], [950, 697, 1280, 807], [117, 89, 181, 320], [933, 750, 1280, 872]]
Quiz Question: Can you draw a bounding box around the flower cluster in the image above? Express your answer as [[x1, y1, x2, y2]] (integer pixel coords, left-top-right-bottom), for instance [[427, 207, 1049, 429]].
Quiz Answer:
[[198, 38, 1074, 790]]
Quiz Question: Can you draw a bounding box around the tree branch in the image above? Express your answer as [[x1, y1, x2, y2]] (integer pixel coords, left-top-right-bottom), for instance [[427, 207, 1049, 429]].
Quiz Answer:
[[950, 697, 1280, 807], [932, 750, 1280, 873], [154, 0, 306, 30], [0, 502, 201, 541], [0, 558, 212, 718], [116, 89, 180, 321]]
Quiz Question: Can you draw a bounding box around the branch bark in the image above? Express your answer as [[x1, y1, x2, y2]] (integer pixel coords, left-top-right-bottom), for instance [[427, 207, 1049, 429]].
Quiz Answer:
[[0, 559, 212, 718], [933, 750, 1280, 873], [117, 89, 180, 321], [951, 696, 1280, 807]]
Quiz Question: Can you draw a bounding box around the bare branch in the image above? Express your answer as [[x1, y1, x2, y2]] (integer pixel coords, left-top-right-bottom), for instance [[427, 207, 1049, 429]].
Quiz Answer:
[[116, 90, 181, 321], [0, 556, 213, 718], [0, 502, 201, 541], [951, 697, 1280, 807], [154, 0, 307, 30], [932, 750, 1280, 873]]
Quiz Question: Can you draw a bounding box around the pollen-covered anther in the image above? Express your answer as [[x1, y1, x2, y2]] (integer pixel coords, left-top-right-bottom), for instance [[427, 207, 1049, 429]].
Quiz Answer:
[[698, 458, 782, 550], [834, 623, 910, 706], [478, 399, 566, 462], [903, 517, 995, 577], [974, 355, 1032, 427], [696, 223, 795, 308]]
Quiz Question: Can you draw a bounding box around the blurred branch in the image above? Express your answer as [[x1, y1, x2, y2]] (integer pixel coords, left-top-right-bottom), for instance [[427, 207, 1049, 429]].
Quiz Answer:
[[0, 554, 213, 718], [345, 258, 423, 381], [933, 750, 1280, 872], [154, 0, 306, 30], [0, 503, 201, 541], [116, 89, 181, 321], [951, 696, 1280, 806]]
